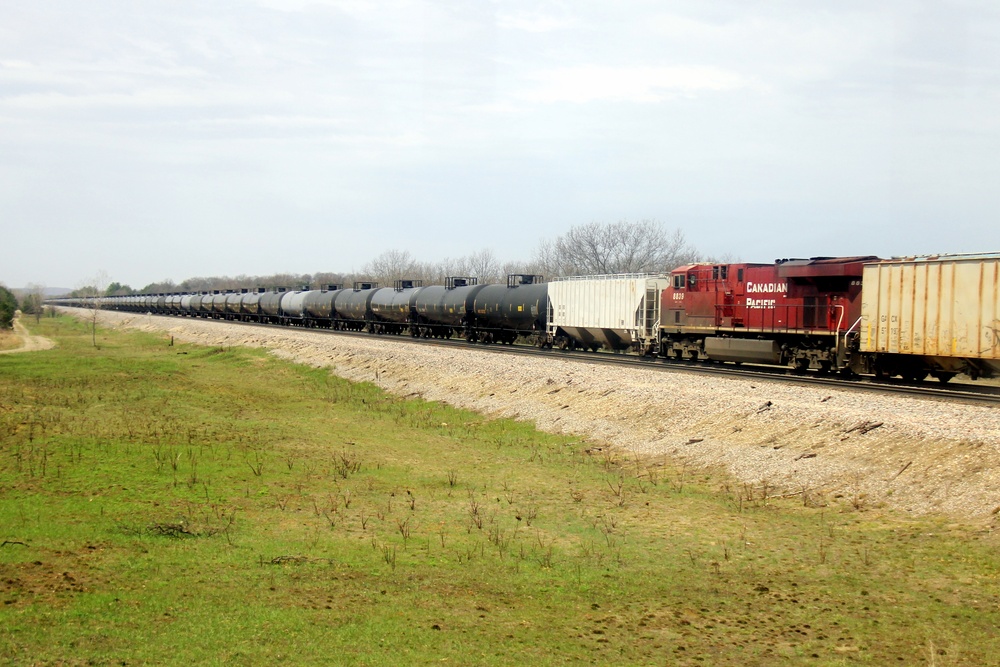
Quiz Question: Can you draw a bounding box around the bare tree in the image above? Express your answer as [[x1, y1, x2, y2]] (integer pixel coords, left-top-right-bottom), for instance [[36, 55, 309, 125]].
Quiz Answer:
[[81, 271, 109, 348], [535, 219, 698, 277], [465, 249, 502, 284], [529, 238, 562, 279], [500, 260, 530, 281], [311, 271, 349, 288], [362, 250, 420, 284], [434, 256, 471, 283], [18, 283, 47, 324]]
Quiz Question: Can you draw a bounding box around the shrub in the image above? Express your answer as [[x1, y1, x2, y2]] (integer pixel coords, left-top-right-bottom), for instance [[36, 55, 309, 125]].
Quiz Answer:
[[0, 285, 17, 329]]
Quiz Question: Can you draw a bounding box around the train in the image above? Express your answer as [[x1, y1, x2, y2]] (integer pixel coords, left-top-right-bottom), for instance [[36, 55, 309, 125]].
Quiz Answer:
[[50, 252, 1000, 383]]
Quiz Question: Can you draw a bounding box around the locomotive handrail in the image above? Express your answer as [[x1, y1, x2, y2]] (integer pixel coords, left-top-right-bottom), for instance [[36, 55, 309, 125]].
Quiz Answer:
[[833, 313, 861, 369], [832, 304, 845, 362]]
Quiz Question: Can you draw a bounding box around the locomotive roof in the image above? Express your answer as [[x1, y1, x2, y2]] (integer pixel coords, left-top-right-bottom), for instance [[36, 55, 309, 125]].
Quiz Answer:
[[776, 256, 877, 278], [776, 256, 880, 266]]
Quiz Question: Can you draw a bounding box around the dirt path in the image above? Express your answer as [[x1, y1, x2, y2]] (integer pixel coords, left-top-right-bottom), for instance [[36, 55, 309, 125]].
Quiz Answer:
[[0, 316, 56, 355]]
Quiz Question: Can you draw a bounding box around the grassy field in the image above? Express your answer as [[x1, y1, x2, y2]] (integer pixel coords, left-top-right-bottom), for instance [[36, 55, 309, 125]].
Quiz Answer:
[[1, 317, 999, 666]]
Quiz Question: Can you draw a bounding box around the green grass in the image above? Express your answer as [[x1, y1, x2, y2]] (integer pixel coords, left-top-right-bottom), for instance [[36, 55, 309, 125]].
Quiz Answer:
[[1, 316, 999, 665]]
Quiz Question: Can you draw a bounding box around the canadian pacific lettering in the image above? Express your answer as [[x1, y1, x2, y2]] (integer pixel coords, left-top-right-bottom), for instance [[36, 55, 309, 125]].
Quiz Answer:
[[747, 298, 776, 309], [746, 282, 787, 294]]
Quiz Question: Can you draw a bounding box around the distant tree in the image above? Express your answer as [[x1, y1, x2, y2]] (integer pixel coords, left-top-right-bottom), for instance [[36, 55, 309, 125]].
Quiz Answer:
[[20, 283, 46, 324], [534, 219, 699, 278], [105, 282, 135, 296], [311, 272, 349, 289], [141, 279, 177, 294], [178, 276, 215, 292], [465, 249, 502, 284], [424, 249, 508, 285], [500, 260, 531, 281], [362, 250, 420, 285], [0, 285, 16, 329]]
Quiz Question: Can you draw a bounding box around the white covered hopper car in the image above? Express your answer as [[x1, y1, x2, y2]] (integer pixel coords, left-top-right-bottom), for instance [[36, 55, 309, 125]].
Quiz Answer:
[[547, 274, 669, 353]]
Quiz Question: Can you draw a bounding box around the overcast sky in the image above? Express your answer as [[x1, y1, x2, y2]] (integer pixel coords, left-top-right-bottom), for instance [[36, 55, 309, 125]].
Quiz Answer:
[[2, 0, 999, 289]]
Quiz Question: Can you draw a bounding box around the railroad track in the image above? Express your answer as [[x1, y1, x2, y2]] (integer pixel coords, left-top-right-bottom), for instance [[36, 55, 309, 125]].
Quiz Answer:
[[135, 312, 1000, 407]]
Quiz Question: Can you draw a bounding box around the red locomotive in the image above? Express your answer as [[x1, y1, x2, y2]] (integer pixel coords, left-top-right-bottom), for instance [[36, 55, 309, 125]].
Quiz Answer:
[[660, 257, 876, 372]]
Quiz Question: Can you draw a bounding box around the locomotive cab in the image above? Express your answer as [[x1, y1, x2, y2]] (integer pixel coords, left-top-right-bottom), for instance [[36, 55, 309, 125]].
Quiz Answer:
[[663, 263, 772, 332]]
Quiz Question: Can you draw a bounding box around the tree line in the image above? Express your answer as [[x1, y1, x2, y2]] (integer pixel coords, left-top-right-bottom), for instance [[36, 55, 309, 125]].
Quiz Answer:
[[73, 219, 720, 296], [0, 283, 50, 329]]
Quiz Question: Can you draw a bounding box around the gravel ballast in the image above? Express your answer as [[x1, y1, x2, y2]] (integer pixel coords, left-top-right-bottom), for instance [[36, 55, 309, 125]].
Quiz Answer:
[[74, 309, 1000, 522]]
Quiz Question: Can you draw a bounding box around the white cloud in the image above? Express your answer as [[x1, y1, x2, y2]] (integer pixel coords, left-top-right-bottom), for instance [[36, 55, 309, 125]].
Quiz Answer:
[[496, 10, 576, 33], [518, 65, 751, 104]]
